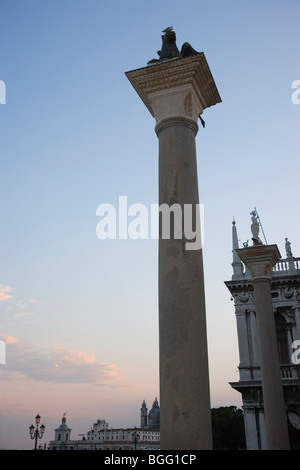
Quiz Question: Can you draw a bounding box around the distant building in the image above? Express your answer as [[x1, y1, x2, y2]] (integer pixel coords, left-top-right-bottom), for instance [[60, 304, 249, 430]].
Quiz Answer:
[[48, 414, 75, 450], [48, 399, 160, 450], [225, 220, 300, 449], [140, 397, 160, 429], [85, 422, 160, 450]]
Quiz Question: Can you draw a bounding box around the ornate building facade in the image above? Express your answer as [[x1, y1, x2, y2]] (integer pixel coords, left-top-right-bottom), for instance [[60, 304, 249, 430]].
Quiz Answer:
[[225, 220, 300, 449], [48, 399, 160, 450]]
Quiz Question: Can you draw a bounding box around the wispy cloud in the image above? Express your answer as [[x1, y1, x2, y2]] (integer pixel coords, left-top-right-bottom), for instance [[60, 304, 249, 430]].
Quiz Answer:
[[0, 394, 13, 409], [0, 294, 44, 323], [0, 335, 121, 385], [12, 312, 34, 319], [0, 285, 12, 302], [28, 298, 43, 304]]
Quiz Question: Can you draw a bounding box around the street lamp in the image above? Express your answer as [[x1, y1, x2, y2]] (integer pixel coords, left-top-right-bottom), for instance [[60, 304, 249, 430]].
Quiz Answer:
[[132, 427, 140, 451], [29, 414, 45, 450]]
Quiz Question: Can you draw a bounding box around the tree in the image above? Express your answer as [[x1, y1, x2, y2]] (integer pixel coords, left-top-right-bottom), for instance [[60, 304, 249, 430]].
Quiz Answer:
[[211, 406, 246, 450]]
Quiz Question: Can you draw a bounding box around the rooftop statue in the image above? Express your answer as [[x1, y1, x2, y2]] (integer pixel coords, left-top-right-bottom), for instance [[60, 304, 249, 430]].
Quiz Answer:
[[285, 237, 293, 258], [148, 27, 200, 64], [250, 210, 263, 246]]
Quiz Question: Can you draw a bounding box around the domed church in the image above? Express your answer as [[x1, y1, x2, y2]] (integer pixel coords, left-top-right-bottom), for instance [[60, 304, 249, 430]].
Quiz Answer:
[[140, 398, 160, 429]]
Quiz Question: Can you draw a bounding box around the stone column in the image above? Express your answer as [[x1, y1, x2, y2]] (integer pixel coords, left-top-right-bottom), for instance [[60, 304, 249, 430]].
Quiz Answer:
[[243, 407, 259, 450], [126, 45, 221, 449], [236, 245, 290, 450], [235, 307, 251, 380], [258, 408, 268, 450], [249, 310, 260, 379], [294, 306, 300, 339]]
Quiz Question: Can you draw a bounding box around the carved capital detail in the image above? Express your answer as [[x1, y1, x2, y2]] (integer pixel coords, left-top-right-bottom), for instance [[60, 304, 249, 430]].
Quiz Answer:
[[236, 245, 281, 282], [125, 54, 221, 124]]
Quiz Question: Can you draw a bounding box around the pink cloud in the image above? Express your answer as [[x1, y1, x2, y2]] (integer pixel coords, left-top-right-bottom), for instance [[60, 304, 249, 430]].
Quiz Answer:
[[0, 335, 121, 385], [1, 335, 17, 344], [0, 285, 12, 302], [28, 298, 43, 304], [12, 312, 34, 319]]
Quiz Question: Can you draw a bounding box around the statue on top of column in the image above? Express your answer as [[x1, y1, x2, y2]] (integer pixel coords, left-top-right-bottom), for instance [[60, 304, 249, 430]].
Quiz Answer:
[[148, 27, 199, 64], [250, 210, 263, 246]]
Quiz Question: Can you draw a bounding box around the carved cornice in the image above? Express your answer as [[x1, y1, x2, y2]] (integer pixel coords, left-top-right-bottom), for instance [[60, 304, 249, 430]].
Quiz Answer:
[[125, 54, 221, 119], [236, 245, 281, 281]]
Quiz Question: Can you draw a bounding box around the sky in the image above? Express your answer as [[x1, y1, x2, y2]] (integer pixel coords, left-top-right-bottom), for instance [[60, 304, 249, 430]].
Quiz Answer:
[[0, 0, 299, 450]]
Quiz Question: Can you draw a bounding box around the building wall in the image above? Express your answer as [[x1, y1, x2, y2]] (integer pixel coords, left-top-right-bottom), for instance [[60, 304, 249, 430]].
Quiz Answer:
[[225, 235, 300, 449], [49, 423, 160, 450]]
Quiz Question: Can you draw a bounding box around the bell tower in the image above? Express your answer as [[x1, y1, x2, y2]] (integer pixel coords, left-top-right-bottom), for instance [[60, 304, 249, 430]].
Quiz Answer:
[[140, 400, 148, 427], [54, 413, 72, 443]]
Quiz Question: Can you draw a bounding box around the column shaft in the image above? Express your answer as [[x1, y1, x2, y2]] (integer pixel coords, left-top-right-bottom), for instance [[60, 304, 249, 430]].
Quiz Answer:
[[253, 278, 290, 449], [295, 307, 300, 339], [249, 311, 260, 365], [157, 118, 212, 450], [243, 408, 259, 450], [235, 309, 251, 380]]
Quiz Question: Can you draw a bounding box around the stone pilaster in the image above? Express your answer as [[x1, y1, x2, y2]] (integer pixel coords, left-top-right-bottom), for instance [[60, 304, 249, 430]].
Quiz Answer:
[[249, 310, 260, 379], [235, 307, 251, 380], [243, 407, 259, 450]]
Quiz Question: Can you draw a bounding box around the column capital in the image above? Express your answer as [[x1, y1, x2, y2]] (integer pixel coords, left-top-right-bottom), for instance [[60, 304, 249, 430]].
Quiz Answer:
[[125, 53, 221, 127], [236, 245, 281, 281], [235, 306, 247, 316], [155, 116, 199, 137]]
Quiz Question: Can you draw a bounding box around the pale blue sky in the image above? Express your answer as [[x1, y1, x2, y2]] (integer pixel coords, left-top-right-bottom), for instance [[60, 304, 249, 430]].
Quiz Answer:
[[0, 0, 299, 449]]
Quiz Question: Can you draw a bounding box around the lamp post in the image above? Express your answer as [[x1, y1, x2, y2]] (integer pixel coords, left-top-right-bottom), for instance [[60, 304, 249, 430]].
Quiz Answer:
[[29, 414, 45, 450], [132, 427, 140, 450]]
